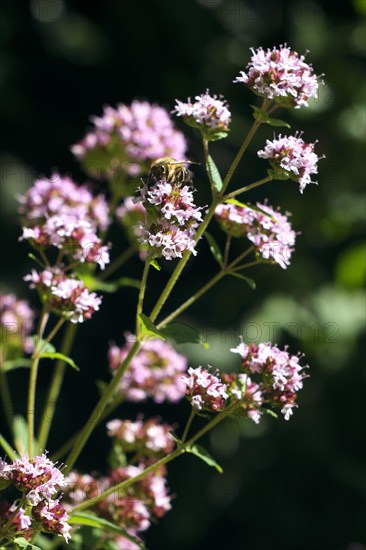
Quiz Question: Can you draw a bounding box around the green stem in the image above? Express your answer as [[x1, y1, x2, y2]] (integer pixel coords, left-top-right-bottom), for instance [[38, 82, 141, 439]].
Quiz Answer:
[[156, 247, 255, 329], [70, 402, 238, 514], [223, 234, 232, 267], [28, 310, 49, 457], [50, 394, 125, 462], [32, 318, 65, 359], [0, 434, 15, 460], [136, 260, 150, 335], [181, 409, 195, 444], [221, 99, 270, 194], [156, 269, 226, 329], [203, 138, 215, 195], [222, 175, 273, 201], [37, 323, 77, 451], [149, 200, 219, 323], [98, 245, 136, 281], [64, 340, 141, 474], [232, 260, 260, 272]]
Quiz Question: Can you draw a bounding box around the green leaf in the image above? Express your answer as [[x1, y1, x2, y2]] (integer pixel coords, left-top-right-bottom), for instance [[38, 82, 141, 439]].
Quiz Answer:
[[186, 443, 223, 473], [2, 358, 33, 372], [31, 336, 55, 354], [160, 322, 208, 348], [13, 538, 41, 550], [204, 232, 223, 266], [205, 130, 229, 142], [69, 513, 146, 549], [264, 408, 278, 418], [0, 478, 12, 491], [150, 259, 161, 271], [82, 274, 141, 293], [225, 198, 276, 219], [251, 105, 291, 128], [13, 415, 29, 454], [139, 314, 166, 340], [206, 154, 223, 193], [229, 272, 256, 290], [38, 352, 79, 371]]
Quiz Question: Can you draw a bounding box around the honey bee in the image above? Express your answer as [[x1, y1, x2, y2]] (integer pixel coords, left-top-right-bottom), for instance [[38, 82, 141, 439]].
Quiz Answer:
[[148, 157, 199, 186]]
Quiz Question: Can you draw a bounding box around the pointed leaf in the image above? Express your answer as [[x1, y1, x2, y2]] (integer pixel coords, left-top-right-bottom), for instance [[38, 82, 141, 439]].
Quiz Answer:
[[31, 336, 55, 354], [229, 272, 256, 289], [186, 443, 223, 473], [139, 314, 166, 340], [82, 274, 141, 293], [2, 358, 33, 372], [204, 232, 223, 266], [251, 105, 291, 128], [13, 415, 29, 454], [69, 512, 146, 549], [149, 259, 161, 271], [206, 154, 223, 193], [160, 322, 208, 348], [13, 538, 41, 550], [38, 352, 79, 371]]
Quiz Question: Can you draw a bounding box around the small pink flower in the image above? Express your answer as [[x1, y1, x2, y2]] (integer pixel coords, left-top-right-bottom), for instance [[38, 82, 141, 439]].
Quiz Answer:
[[107, 417, 175, 455], [109, 337, 187, 403], [173, 90, 231, 139], [25, 269, 102, 323], [257, 132, 323, 193], [18, 173, 109, 230], [8, 453, 66, 505], [71, 101, 187, 178], [32, 499, 71, 542], [215, 200, 297, 269], [234, 45, 322, 109], [182, 366, 229, 412], [231, 341, 308, 420]]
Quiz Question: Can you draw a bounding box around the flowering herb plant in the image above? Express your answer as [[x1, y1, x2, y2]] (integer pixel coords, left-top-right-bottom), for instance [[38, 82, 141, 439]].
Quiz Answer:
[[0, 45, 323, 549]]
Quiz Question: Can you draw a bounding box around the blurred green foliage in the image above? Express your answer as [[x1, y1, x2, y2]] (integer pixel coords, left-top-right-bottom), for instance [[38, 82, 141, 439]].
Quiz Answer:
[[0, 1, 365, 549]]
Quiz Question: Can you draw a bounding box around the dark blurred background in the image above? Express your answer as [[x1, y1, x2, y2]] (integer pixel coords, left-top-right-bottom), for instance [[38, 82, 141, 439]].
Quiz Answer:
[[1, 0, 365, 549]]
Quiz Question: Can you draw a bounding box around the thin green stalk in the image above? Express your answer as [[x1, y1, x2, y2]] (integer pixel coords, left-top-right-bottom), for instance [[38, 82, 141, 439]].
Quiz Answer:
[[156, 247, 255, 329], [70, 402, 238, 514], [222, 175, 273, 201], [64, 340, 141, 474], [37, 323, 77, 450], [221, 98, 270, 194], [28, 310, 49, 457], [98, 245, 136, 281], [51, 394, 125, 462], [156, 269, 226, 329], [0, 434, 15, 460], [232, 260, 260, 271], [223, 234, 232, 267], [181, 409, 195, 443], [136, 260, 150, 335], [149, 200, 219, 323]]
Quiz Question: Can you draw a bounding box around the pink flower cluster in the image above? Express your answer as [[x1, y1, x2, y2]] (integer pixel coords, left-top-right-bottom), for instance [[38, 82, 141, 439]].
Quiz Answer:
[[71, 101, 187, 177], [20, 215, 110, 270], [18, 173, 109, 230], [107, 417, 175, 456], [0, 453, 71, 542], [231, 341, 308, 420], [109, 337, 187, 402], [0, 293, 34, 354], [182, 366, 229, 411], [257, 133, 322, 193], [234, 45, 321, 109], [0, 500, 32, 539], [182, 341, 308, 421], [65, 462, 172, 547], [215, 200, 296, 269], [135, 178, 203, 260], [173, 90, 231, 139], [116, 196, 148, 258], [25, 269, 102, 323]]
